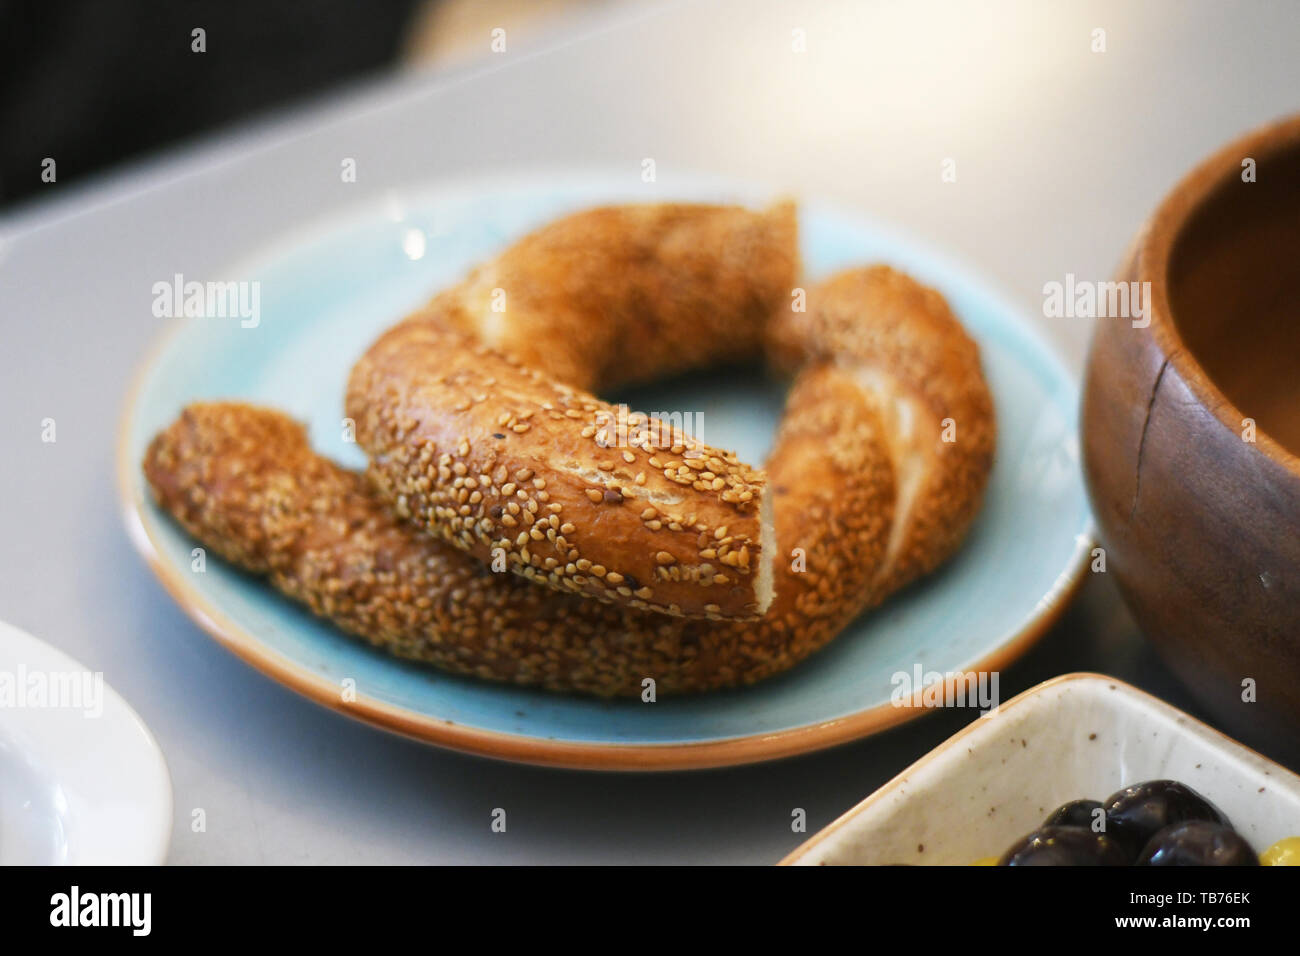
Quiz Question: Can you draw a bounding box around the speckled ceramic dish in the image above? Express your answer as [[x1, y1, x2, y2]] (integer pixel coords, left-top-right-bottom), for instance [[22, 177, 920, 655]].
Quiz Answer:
[[118, 172, 1091, 770], [782, 673, 1300, 864]]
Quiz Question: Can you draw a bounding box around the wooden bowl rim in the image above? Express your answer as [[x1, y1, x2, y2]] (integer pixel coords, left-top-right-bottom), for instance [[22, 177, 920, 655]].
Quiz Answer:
[[1138, 112, 1300, 474]]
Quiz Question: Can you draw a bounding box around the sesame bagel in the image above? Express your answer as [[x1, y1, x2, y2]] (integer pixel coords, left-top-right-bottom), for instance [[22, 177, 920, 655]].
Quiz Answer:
[[347, 202, 799, 621], [143, 265, 995, 696]]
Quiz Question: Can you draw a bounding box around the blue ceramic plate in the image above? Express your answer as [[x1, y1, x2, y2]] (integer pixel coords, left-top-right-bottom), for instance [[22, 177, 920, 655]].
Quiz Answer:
[[118, 173, 1091, 770]]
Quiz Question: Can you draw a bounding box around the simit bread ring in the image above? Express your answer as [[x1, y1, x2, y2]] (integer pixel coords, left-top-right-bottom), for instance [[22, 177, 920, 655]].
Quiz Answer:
[[347, 202, 799, 621], [143, 267, 995, 696]]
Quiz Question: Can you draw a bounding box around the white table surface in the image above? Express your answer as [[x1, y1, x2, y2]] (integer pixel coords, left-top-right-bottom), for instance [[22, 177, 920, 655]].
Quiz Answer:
[[2, 0, 1298, 864]]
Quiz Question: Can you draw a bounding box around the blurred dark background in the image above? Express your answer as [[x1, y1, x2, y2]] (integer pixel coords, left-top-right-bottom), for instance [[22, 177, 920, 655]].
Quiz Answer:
[[0, 0, 486, 209], [0, 0, 609, 210]]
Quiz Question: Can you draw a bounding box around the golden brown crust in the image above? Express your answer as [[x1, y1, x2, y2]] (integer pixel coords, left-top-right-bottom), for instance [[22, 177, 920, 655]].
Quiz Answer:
[[434, 201, 800, 391], [768, 266, 996, 595], [144, 375, 893, 696], [347, 319, 769, 620], [346, 202, 798, 621]]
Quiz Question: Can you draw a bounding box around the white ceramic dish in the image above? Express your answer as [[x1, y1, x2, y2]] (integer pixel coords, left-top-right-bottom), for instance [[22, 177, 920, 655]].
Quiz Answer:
[[0, 619, 172, 864], [783, 672, 1300, 865]]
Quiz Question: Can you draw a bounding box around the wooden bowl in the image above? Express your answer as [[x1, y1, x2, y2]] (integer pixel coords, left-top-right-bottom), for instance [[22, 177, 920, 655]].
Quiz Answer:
[[1082, 114, 1300, 739]]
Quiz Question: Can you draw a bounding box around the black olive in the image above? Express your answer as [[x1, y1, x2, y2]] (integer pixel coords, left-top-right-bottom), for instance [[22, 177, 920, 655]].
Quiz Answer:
[[998, 826, 1131, 866], [1043, 797, 1142, 861], [1043, 799, 1103, 829], [1103, 780, 1229, 850], [1137, 821, 1259, 866]]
